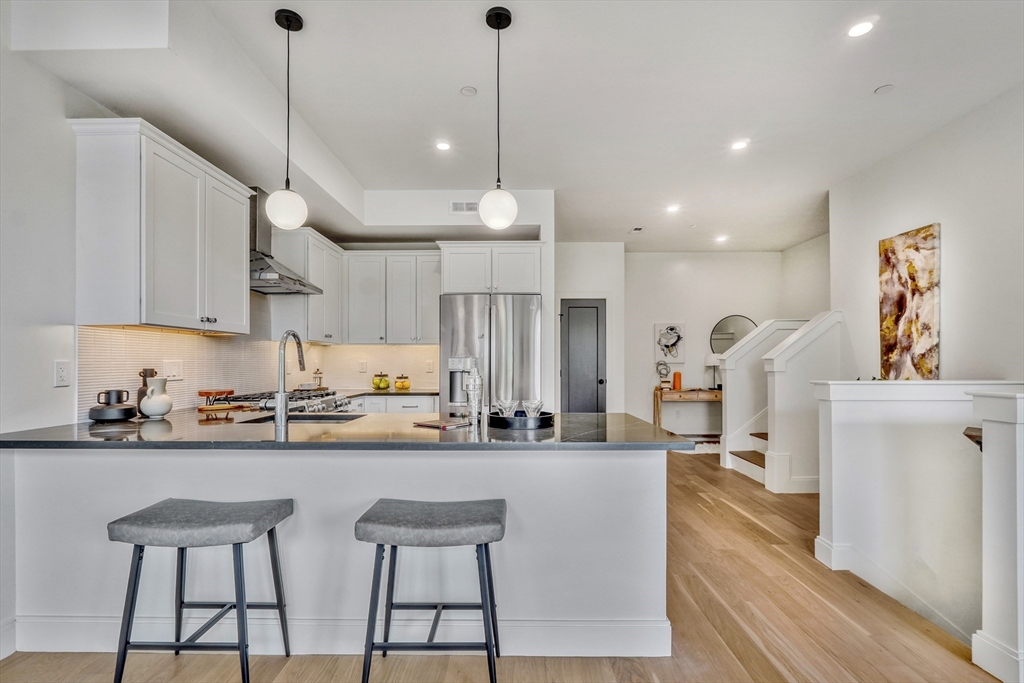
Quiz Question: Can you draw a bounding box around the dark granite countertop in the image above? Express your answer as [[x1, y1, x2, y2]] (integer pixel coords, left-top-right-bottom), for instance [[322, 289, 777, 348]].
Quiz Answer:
[[0, 411, 693, 451]]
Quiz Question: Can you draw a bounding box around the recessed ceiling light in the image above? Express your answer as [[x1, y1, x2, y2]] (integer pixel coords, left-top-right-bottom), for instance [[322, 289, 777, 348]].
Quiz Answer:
[[731, 140, 749, 150], [666, 204, 681, 213], [716, 236, 728, 243], [461, 86, 478, 96], [436, 142, 451, 150], [848, 22, 873, 37], [874, 84, 895, 95]]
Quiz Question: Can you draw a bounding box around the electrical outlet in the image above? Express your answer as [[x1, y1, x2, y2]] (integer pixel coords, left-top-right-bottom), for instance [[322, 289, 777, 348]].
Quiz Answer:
[[426, 360, 434, 373], [53, 360, 71, 387], [359, 361, 368, 373], [163, 360, 184, 381]]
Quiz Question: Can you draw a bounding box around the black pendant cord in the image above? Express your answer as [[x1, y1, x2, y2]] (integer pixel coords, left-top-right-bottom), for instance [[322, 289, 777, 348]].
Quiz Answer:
[[285, 27, 292, 191], [495, 26, 501, 189]]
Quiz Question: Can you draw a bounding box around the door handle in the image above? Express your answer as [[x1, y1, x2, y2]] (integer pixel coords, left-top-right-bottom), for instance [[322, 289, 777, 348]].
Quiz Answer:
[[598, 379, 606, 385]]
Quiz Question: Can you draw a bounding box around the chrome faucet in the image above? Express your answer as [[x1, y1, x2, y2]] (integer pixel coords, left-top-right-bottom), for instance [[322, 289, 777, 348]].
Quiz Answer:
[[275, 330, 305, 442]]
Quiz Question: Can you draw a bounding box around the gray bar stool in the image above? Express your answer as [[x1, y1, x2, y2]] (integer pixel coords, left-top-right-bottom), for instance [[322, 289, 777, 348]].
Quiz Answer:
[[107, 498, 294, 683], [354, 498, 507, 683]]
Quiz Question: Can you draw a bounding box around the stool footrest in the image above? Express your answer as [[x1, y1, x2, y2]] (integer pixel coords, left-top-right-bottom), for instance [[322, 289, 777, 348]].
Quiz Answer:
[[390, 602, 483, 611], [183, 601, 280, 610], [128, 641, 240, 652], [372, 642, 488, 652]]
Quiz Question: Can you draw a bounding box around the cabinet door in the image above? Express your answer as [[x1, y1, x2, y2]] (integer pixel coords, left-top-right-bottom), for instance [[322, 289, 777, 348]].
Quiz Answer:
[[306, 240, 327, 343], [386, 255, 416, 344], [142, 137, 205, 329], [492, 245, 541, 293], [386, 396, 434, 413], [322, 247, 342, 343], [442, 247, 491, 293], [364, 396, 386, 413], [203, 176, 249, 334], [347, 255, 387, 343], [416, 255, 442, 344], [348, 397, 364, 412]]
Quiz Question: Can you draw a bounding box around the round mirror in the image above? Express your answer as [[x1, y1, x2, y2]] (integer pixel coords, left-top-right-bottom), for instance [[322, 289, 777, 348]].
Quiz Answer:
[[710, 315, 757, 354]]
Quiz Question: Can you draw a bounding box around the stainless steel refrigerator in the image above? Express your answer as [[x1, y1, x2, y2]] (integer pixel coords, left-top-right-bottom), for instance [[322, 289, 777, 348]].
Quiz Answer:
[[440, 294, 542, 415]]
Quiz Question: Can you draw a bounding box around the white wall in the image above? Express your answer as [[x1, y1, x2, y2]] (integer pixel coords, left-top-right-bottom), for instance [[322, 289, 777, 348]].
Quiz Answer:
[[781, 233, 830, 318], [624, 252, 783, 424], [0, 0, 115, 433], [555, 243, 625, 412], [830, 85, 1024, 381]]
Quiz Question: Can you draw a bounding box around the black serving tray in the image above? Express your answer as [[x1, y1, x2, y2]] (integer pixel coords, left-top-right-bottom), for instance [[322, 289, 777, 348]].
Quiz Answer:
[[487, 411, 554, 430]]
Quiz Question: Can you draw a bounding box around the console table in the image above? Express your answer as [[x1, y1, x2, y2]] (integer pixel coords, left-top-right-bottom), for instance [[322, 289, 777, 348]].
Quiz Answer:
[[653, 388, 722, 428]]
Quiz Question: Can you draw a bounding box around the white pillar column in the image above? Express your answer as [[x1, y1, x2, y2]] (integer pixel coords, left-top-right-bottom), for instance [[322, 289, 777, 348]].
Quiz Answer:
[[970, 391, 1024, 683]]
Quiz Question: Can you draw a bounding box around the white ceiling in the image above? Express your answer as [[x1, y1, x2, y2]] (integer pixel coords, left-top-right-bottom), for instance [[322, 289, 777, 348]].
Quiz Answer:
[[18, 1, 1023, 252]]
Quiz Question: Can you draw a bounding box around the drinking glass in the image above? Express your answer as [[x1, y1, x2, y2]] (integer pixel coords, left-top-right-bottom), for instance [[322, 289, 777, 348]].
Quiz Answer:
[[495, 399, 518, 417], [523, 399, 544, 417]]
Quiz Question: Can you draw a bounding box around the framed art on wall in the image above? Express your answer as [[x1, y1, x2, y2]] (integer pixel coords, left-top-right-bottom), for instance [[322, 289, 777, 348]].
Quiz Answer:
[[879, 223, 940, 379]]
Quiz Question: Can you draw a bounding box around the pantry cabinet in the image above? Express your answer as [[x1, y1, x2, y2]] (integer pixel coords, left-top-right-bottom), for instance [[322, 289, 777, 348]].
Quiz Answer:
[[73, 119, 251, 333], [270, 228, 344, 344], [347, 254, 387, 343], [438, 241, 541, 294]]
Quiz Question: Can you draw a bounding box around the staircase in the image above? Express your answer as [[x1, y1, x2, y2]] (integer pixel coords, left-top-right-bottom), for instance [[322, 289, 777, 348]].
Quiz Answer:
[[729, 432, 768, 482]]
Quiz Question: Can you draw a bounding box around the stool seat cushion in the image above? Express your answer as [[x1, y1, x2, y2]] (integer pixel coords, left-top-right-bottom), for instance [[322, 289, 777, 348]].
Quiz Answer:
[[355, 498, 506, 548], [108, 498, 294, 548]]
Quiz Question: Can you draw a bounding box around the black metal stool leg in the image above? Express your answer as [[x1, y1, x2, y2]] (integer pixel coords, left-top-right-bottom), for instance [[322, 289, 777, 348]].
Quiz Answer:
[[232, 543, 250, 683], [476, 545, 497, 683], [483, 543, 500, 658], [267, 527, 291, 657], [173, 547, 186, 655], [361, 544, 385, 683], [381, 545, 398, 658], [113, 544, 144, 683]]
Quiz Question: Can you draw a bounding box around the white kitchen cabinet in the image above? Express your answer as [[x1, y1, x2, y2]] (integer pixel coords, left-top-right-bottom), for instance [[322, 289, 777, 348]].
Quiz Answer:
[[270, 228, 344, 344], [347, 397, 365, 412], [438, 241, 541, 294], [347, 254, 387, 343], [364, 395, 386, 413], [73, 119, 251, 332], [385, 253, 442, 344], [386, 395, 434, 413]]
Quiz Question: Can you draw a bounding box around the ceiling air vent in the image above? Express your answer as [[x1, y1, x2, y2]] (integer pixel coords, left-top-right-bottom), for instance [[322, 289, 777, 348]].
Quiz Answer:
[[449, 200, 480, 215], [628, 226, 644, 234]]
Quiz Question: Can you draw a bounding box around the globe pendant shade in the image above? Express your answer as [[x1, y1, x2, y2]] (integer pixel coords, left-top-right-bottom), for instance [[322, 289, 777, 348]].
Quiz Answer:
[[478, 187, 517, 230], [266, 188, 308, 230]]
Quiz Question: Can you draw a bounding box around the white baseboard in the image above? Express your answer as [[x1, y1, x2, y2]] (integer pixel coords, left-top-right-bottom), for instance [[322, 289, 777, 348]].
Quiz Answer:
[[14, 614, 671, 658], [730, 456, 765, 484], [821, 543, 972, 644], [1, 617, 15, 660], [764, 451, 819, 494], [973, 630, 1023, 683]]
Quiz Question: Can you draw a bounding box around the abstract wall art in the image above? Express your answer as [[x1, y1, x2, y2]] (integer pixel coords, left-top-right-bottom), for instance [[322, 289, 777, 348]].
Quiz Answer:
[[879, 223, 940, 379], [654, 323, 684, 362]]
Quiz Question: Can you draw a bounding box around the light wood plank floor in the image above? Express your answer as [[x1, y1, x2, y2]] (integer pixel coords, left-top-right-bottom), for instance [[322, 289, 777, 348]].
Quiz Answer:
[[1, 452, 995, 683]]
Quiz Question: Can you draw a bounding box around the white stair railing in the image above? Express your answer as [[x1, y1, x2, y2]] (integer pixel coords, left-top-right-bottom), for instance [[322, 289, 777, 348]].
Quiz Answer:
[[719, 319, 807, 473], [761, 310, 848, 493]]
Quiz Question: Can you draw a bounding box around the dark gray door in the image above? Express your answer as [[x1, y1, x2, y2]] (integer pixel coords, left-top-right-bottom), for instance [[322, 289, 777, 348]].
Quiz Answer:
[[560, 299, 606, 413]]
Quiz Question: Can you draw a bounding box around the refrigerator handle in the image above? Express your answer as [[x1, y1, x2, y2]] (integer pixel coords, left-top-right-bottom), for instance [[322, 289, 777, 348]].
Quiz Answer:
[[488, 302, 495, 410]]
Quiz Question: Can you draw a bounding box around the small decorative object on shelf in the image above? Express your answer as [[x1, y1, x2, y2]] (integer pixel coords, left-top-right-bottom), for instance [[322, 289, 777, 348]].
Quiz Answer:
[[522, 399, 543, 417], [395, 374, 411, 391], [372, 372, 390, 391]]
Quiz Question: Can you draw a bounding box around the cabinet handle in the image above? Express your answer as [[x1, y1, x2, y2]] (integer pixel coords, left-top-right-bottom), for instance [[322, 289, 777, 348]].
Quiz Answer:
[[325, 333, 332, 338], [212, 317, 217, 323], [380, 336, 384, 341], [200, 316, 207, 323]]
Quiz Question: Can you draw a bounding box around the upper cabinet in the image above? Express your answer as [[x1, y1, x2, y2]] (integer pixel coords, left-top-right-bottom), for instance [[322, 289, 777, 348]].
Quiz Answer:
[[348, 252, 441, 345], [72, 119, 251, 334], [270, 228, 344, 344], [439, 242, 541, 294]]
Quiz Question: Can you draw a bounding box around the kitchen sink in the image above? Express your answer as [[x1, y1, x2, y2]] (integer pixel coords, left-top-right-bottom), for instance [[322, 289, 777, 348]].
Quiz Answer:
[[241, 413, 365, 424]]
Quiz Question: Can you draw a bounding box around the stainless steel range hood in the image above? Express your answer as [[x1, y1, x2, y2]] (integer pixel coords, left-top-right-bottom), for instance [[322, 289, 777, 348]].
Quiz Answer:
[[249, 187, 323, 295]]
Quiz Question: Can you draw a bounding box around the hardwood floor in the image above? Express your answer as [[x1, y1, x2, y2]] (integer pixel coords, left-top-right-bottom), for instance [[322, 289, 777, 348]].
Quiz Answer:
[[0, 453, 994, 683]]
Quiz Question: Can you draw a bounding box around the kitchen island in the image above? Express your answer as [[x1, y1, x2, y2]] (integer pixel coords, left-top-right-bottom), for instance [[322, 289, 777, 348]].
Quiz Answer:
[[0, 412, 690, 659]]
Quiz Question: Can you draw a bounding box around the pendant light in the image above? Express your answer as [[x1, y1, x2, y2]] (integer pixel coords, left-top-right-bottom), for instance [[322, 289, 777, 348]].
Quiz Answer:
[[478, 6, 518, 230], [266, 9, 308, 231]]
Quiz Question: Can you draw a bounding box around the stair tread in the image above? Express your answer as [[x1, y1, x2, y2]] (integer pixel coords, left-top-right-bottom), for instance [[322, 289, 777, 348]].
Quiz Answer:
[[750, 432, 769, 441], [729, 450, 766, 468]]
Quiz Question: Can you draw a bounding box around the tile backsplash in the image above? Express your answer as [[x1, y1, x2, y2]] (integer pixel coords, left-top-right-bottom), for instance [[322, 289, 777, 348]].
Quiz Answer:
[[321, 345, 440, 392], [77, 326, 323, 421]]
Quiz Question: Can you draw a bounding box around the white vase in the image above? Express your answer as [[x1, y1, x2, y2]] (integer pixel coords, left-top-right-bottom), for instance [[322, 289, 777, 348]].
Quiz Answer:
[[140, 377, 173, 419]]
